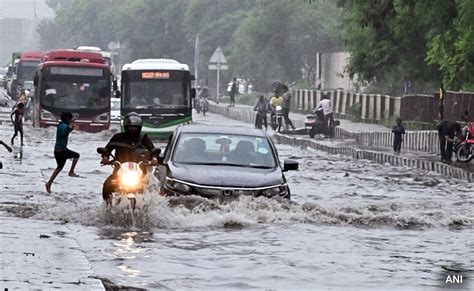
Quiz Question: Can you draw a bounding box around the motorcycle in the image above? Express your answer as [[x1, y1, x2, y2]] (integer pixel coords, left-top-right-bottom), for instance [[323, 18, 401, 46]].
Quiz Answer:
[[200, 97, 209, 116], [271, 105, 283, 132], [305, 107, 340, 138], [455, 123, 474, 162], [97, 147, 160, 212]]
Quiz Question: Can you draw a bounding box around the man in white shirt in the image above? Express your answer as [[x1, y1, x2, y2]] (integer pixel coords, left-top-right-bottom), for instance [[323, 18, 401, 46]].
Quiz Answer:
[[317, 95, 333, 137]]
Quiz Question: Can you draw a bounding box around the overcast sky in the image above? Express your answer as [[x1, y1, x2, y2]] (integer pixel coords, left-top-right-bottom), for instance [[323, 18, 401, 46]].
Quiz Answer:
[[0, 0, 54, 19]]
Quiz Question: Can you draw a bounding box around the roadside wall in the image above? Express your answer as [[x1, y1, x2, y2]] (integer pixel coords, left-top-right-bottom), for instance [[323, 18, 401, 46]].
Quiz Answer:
[[209, 103, 441, 153], [292, 89, 474, 124]]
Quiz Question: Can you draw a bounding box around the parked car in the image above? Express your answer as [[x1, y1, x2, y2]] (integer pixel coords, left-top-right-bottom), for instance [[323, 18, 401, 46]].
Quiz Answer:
[[156, 125, 298, 200]]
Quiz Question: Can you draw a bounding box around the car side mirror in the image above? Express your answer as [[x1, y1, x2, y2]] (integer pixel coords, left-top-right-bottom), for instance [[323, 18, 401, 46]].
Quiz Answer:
[[97, 147, 108, 155], [283, 159, 298, 172], [191, 88, 196, 99]]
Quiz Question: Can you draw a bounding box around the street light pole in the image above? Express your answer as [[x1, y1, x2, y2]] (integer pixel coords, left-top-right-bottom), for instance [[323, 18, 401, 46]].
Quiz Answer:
[[216, 60, 220, 104]]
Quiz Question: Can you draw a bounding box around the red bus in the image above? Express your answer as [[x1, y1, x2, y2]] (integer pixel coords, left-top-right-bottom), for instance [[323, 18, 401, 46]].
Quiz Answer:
[[33, 49, 112, 132], [11, 51, 44, 100]]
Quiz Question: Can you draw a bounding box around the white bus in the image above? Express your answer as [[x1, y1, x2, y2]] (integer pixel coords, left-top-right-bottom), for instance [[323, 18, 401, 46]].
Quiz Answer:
[[118, 59, 195, 138]]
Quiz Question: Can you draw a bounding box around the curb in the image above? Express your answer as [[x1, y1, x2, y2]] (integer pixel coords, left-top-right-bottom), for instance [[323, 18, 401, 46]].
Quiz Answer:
[[274, 133, 473, 182]]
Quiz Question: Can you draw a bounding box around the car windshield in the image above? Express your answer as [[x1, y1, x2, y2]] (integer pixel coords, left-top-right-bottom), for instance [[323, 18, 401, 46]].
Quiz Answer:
[[172, 132, 276, 168]]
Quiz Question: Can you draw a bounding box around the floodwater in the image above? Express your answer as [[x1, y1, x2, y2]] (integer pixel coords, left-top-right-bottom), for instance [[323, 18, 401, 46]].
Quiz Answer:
[[0, 111, 472, 290]]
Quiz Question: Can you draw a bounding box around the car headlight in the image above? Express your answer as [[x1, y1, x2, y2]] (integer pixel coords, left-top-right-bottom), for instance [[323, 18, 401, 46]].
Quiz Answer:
[[174, 181, 191, 192], [262, 184, 288, 197], [165, 178, 191, 193], [41, 109, 57, 121], [93, 112, 109, 122]]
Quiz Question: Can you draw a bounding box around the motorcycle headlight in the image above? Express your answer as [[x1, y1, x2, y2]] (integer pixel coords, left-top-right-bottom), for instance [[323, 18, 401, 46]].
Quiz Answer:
[[121, 170, 141, 188]]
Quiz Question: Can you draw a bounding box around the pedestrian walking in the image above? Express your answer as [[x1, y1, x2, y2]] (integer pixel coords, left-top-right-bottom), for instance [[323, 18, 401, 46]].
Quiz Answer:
[[45, 112, 80, 193], [282, 85, 296, 131], [229, 78, 237, 107], [392, 118, 405, 154], [10, 102, 25, 146], [436, 119, 461, 162], [253, 95, 269, 130]]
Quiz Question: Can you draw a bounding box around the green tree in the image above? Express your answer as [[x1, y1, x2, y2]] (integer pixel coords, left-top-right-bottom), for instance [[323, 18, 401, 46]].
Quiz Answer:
[[230, 0, 342, 90], [426, 0, 474, 90]]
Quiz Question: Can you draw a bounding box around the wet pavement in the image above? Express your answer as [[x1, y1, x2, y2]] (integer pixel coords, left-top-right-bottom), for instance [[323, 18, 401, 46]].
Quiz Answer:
[[0, 109, 472, 290]]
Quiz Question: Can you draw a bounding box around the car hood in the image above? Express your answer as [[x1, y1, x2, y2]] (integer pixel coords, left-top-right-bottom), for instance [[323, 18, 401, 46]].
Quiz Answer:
[[168, 162, 284, 188]]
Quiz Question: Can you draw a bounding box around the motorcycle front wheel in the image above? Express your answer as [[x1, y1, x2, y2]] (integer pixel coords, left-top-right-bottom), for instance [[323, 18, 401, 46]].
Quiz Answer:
[[456, 143, 473, 162]]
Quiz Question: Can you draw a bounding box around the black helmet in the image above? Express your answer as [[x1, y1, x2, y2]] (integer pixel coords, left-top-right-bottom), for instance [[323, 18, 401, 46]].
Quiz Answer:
[[123, 112, 142, 133]]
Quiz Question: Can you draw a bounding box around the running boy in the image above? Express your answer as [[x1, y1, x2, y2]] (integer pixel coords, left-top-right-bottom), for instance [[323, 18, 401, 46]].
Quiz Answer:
[[45, 112, 80, 193]]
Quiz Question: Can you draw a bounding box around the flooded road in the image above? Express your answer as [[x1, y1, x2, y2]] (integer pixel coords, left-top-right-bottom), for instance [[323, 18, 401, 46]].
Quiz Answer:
[[1, 111, 472, 289]]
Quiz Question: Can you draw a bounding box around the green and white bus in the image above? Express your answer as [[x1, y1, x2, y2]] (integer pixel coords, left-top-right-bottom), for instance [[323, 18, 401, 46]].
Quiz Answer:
[[118, 59, 195, 138]]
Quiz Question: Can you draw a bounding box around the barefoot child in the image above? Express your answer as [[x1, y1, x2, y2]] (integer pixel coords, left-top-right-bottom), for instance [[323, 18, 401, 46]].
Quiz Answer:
[[45, 112, 80, 193]]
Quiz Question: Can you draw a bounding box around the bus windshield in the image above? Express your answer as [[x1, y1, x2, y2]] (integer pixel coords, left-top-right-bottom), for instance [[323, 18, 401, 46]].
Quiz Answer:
[[122, 70, 190, 110], [18, 61, 40, 81], [41, 73, 110, 110]]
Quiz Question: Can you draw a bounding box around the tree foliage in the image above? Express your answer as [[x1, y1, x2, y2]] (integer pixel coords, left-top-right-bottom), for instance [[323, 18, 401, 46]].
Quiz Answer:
[[339, 0, 473, 91], [38, 0, 342, 90]]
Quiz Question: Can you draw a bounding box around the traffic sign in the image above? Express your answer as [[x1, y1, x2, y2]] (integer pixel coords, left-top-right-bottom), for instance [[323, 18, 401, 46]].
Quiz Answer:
[[208, 63, 228, 70], [209, 47, 227, 64]]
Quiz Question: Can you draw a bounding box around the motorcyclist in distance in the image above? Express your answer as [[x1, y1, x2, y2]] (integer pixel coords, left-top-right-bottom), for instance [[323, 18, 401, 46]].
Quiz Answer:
[[100, 112, 158, 203], [199, 87, 210, 98], [270, 89, 284, 129]]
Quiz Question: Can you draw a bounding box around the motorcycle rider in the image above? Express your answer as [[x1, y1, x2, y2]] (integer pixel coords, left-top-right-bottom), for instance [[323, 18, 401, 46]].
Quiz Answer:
[[436, 119, 462, 162], [100, 112, 158, 204], [270, 90, 284, 130], [200, 87, 210, 99], [199, 87, 210, 113]]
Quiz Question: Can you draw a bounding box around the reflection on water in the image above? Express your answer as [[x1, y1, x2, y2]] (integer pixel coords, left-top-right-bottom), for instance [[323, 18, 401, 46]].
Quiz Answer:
[[117, 264, 141, 278]]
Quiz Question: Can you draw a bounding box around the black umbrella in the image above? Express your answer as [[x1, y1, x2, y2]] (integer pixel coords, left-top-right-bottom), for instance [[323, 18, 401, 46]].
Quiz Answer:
[[268, 80, 284, 92]]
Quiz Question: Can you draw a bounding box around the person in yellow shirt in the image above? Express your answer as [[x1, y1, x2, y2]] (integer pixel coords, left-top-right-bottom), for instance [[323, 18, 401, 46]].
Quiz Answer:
[[270, 91, 284, 109], [270, 90, 284, 131]]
